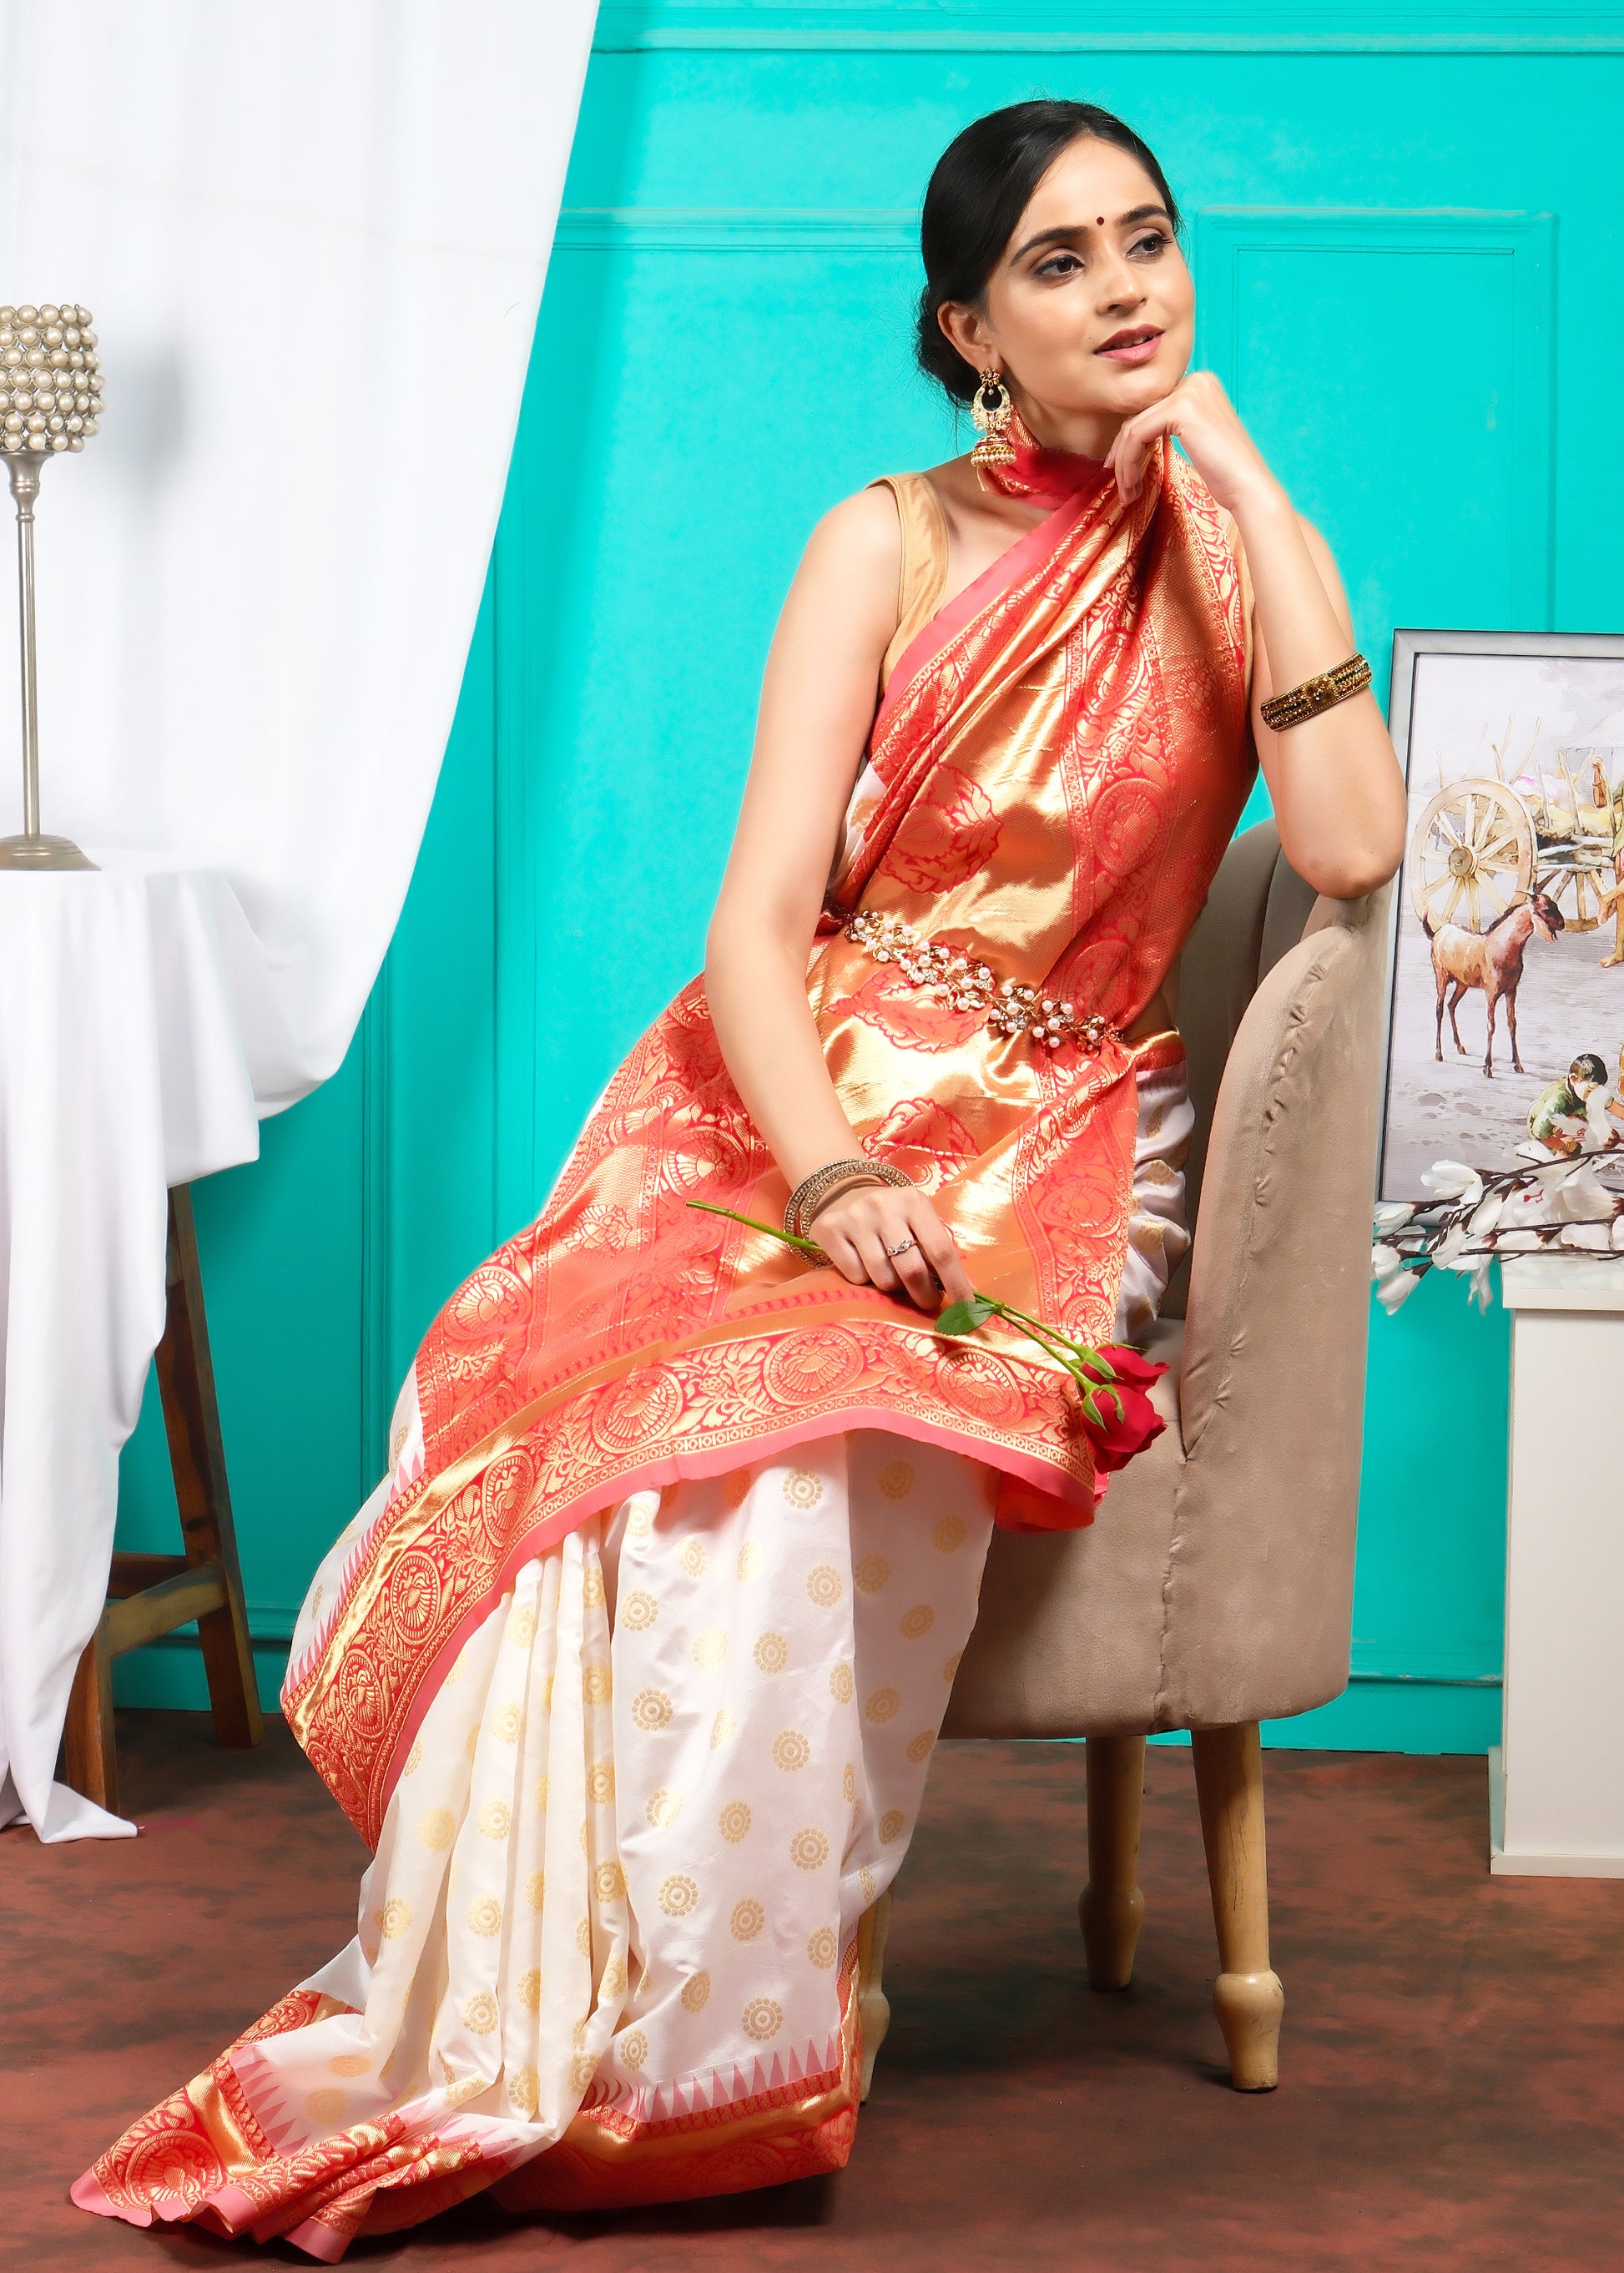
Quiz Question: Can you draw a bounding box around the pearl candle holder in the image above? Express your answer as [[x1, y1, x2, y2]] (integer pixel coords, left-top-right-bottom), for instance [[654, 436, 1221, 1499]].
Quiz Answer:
[[0, 301, 103, 871]]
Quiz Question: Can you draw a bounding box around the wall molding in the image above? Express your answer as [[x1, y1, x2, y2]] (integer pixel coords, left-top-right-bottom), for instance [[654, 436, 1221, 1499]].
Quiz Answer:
[[594, 3, 1624, 54]]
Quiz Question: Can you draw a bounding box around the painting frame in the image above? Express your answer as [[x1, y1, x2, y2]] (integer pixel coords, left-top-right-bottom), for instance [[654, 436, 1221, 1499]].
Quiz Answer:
[[1380, 627, 1624, 1198]]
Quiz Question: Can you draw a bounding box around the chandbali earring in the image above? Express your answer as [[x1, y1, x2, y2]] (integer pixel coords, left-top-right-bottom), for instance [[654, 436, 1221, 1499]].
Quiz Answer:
[[969, 366, 1016, 471]]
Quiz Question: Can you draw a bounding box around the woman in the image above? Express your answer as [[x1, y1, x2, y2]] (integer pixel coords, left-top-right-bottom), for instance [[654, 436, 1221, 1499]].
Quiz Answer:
[[78, 101, 1405, 2255]]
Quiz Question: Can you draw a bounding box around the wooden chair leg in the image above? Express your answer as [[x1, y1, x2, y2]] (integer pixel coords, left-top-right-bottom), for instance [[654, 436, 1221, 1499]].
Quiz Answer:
[[1079, 1732, 1147, 1990], [1191, 1721, 1284, 2090], [154, 1186, 262, 1751], [855, 1887, 893, 2102], [63, 1619, 119, 1817]]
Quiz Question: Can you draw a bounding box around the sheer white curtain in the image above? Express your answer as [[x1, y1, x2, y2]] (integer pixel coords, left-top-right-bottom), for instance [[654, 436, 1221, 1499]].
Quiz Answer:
[[0, 0, 598, 1099]]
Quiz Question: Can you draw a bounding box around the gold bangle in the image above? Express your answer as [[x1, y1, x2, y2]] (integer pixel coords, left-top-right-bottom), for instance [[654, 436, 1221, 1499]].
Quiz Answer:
[[1259, 651, 1372, 733], [784, 1157, 911, 1240]]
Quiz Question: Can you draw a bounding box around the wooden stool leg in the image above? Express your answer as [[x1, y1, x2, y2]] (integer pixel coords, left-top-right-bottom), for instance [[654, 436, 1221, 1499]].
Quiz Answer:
[[1079, 1731, 1147, 1990], [1191, 1721, 1284, 2090], [63, 1618, 119, 1817], [154, 1186, 262, 1750], [855, 1888, 893, 2103]]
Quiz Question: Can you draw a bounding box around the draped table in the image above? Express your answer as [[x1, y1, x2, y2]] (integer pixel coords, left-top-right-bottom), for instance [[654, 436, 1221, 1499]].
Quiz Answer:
[[0, 857, 298, 1842]]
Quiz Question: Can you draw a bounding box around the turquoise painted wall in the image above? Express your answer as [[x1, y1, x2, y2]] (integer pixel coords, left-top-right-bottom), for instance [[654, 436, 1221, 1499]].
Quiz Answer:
[[113, 4, 1624, 1755]]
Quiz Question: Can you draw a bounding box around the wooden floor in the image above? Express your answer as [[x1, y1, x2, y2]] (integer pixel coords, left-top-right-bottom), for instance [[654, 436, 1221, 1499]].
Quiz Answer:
[[6, 1714, 1623, 2270]]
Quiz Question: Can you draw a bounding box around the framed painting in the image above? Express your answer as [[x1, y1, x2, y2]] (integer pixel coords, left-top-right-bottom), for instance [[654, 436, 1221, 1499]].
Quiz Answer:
[[1381, 629, 1624, 1199]]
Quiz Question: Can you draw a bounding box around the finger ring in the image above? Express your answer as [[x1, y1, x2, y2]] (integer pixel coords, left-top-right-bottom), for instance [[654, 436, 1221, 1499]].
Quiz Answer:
[[887, 1237, 916, 1257]]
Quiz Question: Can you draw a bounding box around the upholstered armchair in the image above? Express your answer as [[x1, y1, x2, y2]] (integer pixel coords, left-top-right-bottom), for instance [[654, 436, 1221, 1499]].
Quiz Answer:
[[860, 821, 1389, 2099]]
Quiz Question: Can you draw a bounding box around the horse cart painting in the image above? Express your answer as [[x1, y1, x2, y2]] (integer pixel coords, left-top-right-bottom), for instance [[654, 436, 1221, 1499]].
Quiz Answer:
[[1381, 632, 1624, 1198]]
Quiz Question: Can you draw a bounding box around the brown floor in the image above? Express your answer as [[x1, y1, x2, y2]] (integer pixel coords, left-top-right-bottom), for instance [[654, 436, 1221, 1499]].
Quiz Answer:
[[4, 1716, 1621, 2271]]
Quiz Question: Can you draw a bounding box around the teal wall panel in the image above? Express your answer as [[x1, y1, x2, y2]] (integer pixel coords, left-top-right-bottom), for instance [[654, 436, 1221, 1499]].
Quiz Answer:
[[113, 5, 1624, 1756]]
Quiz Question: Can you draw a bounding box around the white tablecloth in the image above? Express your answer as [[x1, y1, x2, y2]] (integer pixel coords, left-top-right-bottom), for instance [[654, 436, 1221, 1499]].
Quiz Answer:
[[0, 856, 297, 1841]]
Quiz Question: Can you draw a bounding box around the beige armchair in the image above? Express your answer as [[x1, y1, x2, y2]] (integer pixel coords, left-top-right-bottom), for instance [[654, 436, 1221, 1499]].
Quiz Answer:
[[862, 821, 1390, 2099]]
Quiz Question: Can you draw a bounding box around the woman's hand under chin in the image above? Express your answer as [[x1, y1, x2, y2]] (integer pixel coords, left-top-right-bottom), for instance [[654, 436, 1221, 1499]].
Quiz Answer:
[[809, 1183, 975, 1313], [1104, 369, 1283, 518]]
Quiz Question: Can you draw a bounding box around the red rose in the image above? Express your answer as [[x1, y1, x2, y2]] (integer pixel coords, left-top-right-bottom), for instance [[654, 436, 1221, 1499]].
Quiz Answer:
[[1078, 1344, 1168, 1474]]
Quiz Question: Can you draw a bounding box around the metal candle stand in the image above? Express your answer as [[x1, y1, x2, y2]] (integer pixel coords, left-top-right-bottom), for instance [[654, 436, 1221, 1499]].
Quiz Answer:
[[0, 300, 103, 871]]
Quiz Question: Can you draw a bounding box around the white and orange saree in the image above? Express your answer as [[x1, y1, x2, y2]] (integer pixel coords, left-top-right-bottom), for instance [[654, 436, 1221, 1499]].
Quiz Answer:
[[77, 435, 1252, 2255]]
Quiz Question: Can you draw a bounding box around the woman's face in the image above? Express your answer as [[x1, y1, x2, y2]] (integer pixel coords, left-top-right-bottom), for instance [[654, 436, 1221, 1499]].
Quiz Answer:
[[940, 135, 1194, 458]]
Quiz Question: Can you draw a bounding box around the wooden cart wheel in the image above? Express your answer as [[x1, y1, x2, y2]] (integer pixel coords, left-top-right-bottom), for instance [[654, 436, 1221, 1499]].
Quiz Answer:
[[1536, 857, 1607, 933], [1408, 779, 1535, 935]]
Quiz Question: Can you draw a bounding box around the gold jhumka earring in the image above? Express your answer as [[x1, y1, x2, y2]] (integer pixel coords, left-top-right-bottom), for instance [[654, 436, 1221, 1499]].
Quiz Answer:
[[969, 367, 1016, 473]]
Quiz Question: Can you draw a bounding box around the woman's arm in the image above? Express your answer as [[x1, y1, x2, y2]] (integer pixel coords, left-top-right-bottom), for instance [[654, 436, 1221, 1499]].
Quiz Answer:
[[704, 487, 974, 1310], [1106, 372, 1408, 900]]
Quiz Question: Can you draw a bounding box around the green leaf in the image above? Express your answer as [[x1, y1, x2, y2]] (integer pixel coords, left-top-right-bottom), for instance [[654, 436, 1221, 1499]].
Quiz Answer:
[[936, 1296, 998, 1336]]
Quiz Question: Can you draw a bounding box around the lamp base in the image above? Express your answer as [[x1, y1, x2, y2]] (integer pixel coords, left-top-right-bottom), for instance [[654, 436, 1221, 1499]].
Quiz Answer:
[[0, 831, 98, 871]]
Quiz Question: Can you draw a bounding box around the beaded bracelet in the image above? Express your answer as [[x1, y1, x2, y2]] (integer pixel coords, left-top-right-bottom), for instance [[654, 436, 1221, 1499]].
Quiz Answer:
[[784, 1157, 912, 1240], [1259, 651, 1372, 733]]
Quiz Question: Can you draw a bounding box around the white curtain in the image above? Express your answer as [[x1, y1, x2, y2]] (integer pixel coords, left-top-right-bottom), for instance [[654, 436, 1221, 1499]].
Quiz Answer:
[[0, 0, 598, 1103]]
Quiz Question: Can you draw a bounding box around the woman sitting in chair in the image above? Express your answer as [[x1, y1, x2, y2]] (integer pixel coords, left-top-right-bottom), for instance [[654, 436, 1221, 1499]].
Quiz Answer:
[[79, 99, 1405, 2255]]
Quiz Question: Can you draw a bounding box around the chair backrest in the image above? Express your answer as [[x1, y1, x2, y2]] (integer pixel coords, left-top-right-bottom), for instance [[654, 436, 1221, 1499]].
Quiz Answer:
[[1161, 820, 1317, 1317]]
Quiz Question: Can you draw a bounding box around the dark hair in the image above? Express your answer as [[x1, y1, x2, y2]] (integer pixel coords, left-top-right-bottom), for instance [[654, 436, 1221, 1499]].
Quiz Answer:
[[1571, 1053, 1608, 1086], [915, 100, 1182, 405]]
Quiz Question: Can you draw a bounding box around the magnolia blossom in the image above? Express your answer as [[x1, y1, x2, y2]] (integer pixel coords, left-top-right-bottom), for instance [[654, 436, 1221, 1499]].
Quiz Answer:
[[1421, 1160, 1485, 1208], [1371, 1242, 1421, 1313], [1373, 1200, 1415, 1236]]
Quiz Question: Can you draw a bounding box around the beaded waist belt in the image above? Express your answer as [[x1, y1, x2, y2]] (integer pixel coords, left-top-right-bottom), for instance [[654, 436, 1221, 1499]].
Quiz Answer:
[[844, 908, 1119, 1054]]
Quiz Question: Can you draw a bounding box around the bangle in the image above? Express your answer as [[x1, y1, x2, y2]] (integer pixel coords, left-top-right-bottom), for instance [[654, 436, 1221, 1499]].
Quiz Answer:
[[1259, 651, 1372, 733], [784, 1157, 912, 1240]]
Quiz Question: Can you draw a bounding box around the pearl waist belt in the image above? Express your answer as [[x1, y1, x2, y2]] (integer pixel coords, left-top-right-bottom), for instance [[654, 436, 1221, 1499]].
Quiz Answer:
[[844, 908, 1119, 1054]]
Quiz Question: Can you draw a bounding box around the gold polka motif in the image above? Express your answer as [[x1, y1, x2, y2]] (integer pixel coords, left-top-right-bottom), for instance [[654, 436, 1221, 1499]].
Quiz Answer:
[[569, 2050, 596, 2092], [806, 1565, 843, 1607], [859, 1865, 877, 1903], [731, 1898, 765, 1941], [899, 1602, 936, 1639], [693, 1629, 729, 1668], [647, 1787, 685, 1829], [855, 1553, 890, 1594], [679, 1538, 709, 1577], [405, 1737, 423, 1776], [443, 1651, 467, 1686], [865, 1686, 900, 1724], [328, 2052, 370, 2078], [626, 1499, 655, 1538], [464, 1727, 479, 1761], [542, 1674, 555, 1709], [467, 1894, 502, 1938], [711, 1707, 737, 1748], [576, 1917, 593, 1958], [772, 1730, 811, 1773], [681, 1970, 711, 2013], [790, 1827, 830, 1871], [492, 1701, 523, 1741], [507, 1606, 537, 1648], [509, 2065, 540, 2117], [843, 1761, 857, 1803], [754, 1631, 789, 1675], [381, 1898, 412, 1940], [478, 1800, 512, 1841], [535, 1774, 551, 1808], [782, 1469, 824, 1509], [582, 1663, 612, 1705], [742, 1996, 784, 2042], [932, 1514, 966, 1554], [579, 1820, 589, 1852], [417, 1807, 456, 1851], [905, 1729, 936, 1764], [311, 1585, 324, 1615], [942, 1650, 965, 1684], [620, 1589, 658, 1632], [461, 1991, 498, 2035], [659, 1874, 700, 1918], [878, 1459, 915, 1500], [830, 1663, 855, 1705], [600, 1954, 626, 1997], [526, 1869, 546, 1912], [808, 1925, 838, 1969], [587, 1761, 616, 1805], [737, 1540, 764, 1580], [879, 1807, 906, 1844], [632, 1688, 673, 1731], [621, 2027, 648, 2072], [518, 1968, 542, 2012], [446, 2072, 485, 2106], [582, 1565, 606, 1608], [595, 1860, 627, 1903], [719, 1800, 752, 1842], [305, 2088, 345, 2124]]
